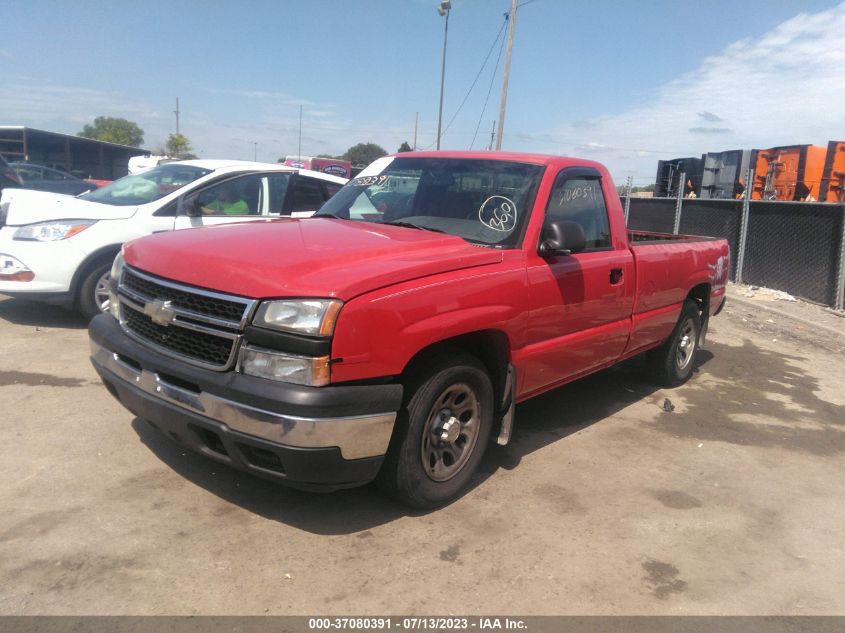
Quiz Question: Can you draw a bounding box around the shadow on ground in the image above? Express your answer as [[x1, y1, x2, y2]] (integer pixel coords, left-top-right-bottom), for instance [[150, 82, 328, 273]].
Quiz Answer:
[[649, 339, 844, 455], [129, 352, 716, 534], [0, 296, 87, 329]]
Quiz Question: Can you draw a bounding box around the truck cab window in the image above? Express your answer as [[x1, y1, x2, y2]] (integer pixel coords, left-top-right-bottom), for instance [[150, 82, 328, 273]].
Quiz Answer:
[[546, 175, 611, 250]]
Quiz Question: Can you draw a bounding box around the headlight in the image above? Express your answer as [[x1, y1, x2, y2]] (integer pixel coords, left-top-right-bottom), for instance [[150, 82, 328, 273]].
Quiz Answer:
[[107, 251, 125, 320], [253, 299, 342, 336], [110, 250, 125, 280], [240, 346, 330, 386], [13, 219, 97, 241]]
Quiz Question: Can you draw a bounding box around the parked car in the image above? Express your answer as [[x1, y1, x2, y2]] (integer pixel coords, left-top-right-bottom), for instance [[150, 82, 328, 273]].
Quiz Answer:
[[11, 162, 98, 196], [0, 155, 23, 194], [88, 151, 730, 507], [0, 159, 346, 318]]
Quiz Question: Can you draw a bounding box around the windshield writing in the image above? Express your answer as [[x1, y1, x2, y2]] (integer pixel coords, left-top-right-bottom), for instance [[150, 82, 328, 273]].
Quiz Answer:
[[314, 157, 543, 247]]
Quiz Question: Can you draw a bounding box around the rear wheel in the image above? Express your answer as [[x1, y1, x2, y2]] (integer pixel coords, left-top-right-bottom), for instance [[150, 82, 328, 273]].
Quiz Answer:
[[77, 260, 112, 321], [378, 354, 494, 508], [648, 299, 702, 387]]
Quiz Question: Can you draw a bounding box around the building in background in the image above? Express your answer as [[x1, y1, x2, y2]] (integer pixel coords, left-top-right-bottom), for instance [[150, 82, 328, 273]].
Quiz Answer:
[[0, 126, 148, 180]]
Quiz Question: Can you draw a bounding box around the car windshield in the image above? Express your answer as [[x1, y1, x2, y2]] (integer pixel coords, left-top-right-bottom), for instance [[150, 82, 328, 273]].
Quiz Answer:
[[313, 157, 544, 247], [79, 164, 212, 206]]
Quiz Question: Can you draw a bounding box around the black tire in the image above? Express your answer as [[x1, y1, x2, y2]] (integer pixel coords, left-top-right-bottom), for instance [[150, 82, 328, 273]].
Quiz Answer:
[[648, 299, 702, 387], [76, 259, 112, 321], [378, 354, 494, 509]]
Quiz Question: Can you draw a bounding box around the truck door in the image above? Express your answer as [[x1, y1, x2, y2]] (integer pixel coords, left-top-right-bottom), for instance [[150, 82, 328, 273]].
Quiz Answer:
[[522, 167, 635, 395]]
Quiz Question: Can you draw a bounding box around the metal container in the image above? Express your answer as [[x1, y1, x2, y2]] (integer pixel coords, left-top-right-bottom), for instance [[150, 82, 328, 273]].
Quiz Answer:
[[699, 150, 752, 199]]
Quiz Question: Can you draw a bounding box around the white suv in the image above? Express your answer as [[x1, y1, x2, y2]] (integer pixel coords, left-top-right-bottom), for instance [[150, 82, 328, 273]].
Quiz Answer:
[[0, 159, 346, 318]]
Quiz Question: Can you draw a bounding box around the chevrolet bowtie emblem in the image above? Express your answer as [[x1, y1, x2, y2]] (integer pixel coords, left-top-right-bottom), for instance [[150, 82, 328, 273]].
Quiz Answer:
[[144, 299, 176, 326]]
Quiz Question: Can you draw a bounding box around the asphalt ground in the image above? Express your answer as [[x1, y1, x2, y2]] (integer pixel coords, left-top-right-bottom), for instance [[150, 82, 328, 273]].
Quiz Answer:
[[0, 288, 843, 615]]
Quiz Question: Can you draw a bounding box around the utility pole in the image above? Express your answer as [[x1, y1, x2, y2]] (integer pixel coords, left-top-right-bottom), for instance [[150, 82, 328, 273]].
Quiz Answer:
[[298, 105, 303, 162], [173, 97, 180, 135], [436, 0, 451, 150], [495, 0, 518, 151], [413, 112, 419, 151], [253, 142, 257, 162], [488, 120, 496, 151]]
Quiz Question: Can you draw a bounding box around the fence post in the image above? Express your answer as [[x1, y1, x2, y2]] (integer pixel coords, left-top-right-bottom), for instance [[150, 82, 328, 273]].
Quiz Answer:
[[624, 175, 632, 225], [673, 171, 685, 234], [835, 203, 845, 311], [736, 166, 754, 285]]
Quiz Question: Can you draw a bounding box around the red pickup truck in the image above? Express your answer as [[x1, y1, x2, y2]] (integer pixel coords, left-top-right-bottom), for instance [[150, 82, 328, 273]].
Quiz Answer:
[[89, 151, 729, 507]]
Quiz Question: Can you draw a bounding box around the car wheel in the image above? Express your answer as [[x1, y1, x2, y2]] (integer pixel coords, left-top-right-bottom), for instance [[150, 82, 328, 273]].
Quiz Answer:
[[378, 354, 494, 508], [77, 260, 112, 320], [648, 299, 702, 387]]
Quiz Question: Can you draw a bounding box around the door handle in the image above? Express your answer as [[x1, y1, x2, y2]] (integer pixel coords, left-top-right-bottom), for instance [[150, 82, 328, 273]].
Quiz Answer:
[[609, 268, 624, 284]]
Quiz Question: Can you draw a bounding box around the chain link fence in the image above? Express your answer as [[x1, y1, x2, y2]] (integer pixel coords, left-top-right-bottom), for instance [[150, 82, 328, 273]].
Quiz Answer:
[[625, 195, 845, 309]]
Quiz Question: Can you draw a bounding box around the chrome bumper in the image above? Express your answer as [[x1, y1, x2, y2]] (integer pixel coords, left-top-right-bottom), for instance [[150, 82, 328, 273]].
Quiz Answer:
[[90, 339, 396, 460]]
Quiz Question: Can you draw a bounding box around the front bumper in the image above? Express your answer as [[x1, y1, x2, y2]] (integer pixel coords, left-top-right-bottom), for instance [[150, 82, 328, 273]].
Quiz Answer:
[[89, 313, 403, 491]]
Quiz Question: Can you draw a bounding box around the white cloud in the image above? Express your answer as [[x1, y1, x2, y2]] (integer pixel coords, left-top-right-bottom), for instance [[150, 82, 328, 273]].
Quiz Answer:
[[527, 2, 845, 182], [0, 82, 409, 161]]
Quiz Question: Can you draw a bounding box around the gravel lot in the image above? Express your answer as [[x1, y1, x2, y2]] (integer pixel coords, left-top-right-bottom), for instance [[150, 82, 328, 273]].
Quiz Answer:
[[0, 288, 843, 615]]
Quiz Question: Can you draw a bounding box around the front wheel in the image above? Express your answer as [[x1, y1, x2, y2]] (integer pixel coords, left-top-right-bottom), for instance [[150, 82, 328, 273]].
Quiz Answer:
[[77, 260, 112, 320], [378, 355, 494, 508], [648, 299, 702, 387]]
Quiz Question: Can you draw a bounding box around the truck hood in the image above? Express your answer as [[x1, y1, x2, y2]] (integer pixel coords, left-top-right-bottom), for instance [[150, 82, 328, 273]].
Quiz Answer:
[[123, 218, 504, 300], [2, 189, 138, 225]]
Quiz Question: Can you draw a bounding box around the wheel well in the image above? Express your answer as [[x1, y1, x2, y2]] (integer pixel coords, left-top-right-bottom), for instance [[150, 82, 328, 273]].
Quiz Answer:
[[71, 245, 121, 296], [687, 283, 710, 316], [401, 330, 511, 409]]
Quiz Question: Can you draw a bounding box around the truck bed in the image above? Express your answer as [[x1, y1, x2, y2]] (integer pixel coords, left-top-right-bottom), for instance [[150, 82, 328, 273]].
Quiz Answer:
[[628, 230, 723, 244]]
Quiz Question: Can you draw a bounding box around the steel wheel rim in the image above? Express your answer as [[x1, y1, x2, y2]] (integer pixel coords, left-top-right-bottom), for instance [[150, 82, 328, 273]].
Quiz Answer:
[[94, 272, 111, 313], [421, 382, 481, 482], [675, 317, 697, 371]]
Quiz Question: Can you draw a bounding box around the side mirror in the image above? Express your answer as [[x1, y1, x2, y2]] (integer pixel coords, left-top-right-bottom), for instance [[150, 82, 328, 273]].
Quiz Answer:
[[539, 220, 586, 257]]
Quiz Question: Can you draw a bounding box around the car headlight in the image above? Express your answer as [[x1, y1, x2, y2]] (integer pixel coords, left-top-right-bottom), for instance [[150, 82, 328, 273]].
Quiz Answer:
[[107, 251, 125, 319], [252, 299, 342, 336], [110, 250, 125, 280], [13, 219, 97, 241], [239, 346, 330, 386]]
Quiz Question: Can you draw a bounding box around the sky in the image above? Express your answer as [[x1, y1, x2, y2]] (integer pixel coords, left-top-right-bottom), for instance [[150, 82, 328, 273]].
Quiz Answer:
[[1, 0, 844, 183]]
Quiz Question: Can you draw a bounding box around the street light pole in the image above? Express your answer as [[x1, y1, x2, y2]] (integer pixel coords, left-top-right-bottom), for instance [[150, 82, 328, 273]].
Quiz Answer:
[[495, 0, 518, 151], [436, 0, 451, 150]]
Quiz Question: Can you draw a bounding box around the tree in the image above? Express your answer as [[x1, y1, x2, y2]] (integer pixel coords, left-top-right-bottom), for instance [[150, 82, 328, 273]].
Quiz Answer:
[[165, 133, 196, 159], [342, 142, 387, 166], [397, 141, 412, 153], [78, 116, 144, 147]]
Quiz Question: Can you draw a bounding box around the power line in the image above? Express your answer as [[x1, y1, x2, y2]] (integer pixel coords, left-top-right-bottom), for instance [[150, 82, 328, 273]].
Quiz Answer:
[[471, 14, 508, 149], [440, 17, 508, 138], [422, 16, 508, 150]]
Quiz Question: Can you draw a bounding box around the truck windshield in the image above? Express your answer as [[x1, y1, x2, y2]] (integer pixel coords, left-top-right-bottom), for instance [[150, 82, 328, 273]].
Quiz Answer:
[[79, 164, 212, 206], [313, 157, 544, 247]]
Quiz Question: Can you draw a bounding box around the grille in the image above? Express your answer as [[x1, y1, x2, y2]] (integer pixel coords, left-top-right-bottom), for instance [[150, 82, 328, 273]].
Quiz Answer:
[[123, 304, 235, 367], [123, 269, 248, 322]]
